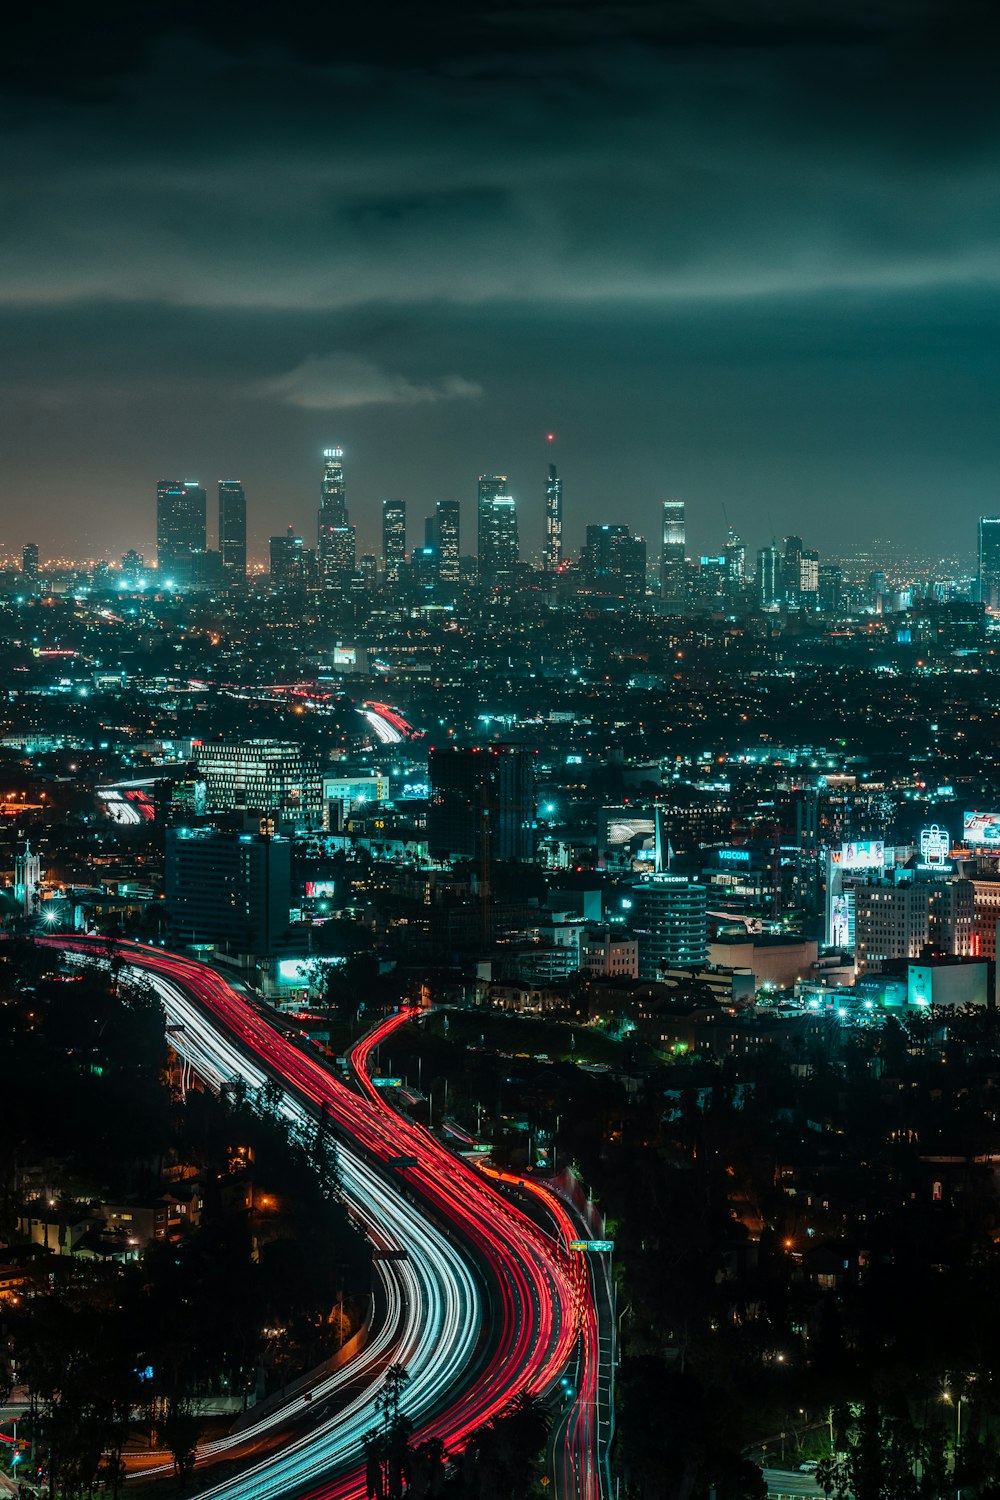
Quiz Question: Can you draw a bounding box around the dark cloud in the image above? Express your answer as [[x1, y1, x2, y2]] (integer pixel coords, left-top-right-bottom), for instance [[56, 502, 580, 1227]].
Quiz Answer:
[[2, 1, 1000, 560]]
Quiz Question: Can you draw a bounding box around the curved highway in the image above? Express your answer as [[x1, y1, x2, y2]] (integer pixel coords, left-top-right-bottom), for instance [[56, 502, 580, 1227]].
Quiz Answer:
[[114, 968, 476, 1485], [46, 939, 598, 1500]]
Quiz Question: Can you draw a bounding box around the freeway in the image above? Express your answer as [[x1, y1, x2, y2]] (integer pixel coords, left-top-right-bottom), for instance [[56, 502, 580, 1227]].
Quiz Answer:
[[55, 954, 479, 1493], [121, 968, 472, 1485], [47, 940, 596, 1500], [349, 1013, 600, 1500]]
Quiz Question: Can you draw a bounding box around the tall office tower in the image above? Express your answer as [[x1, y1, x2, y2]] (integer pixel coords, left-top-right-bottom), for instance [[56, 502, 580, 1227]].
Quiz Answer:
[[979, 517, 1000, 609], [799, 548, 820, 608], [544, 464, 563, 570], [218, 480, 247, 583], [359, 554, 378, 591], [269, 527, 305, 589], [165, 827, 292, 955], [722, 527, 745, 599], [156, 480, 207, 582], [477, 475, 519, 590], [434, 500, 461, 585], [782, 535, 803, 606], [21, 542, 39, 586], [818, 563, 843, 613], [318, 447, 350, 587], [428, 745, 536, 863], [582, 524, 647, 598], [660, 499, 686, 607], [382, 500, 407, 584], [756, 545, 781, 607]]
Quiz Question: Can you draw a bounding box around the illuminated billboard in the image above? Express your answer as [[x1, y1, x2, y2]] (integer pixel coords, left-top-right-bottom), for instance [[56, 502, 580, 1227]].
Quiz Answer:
[[304, 881, 336, 899], [964, 812, 1000, 846], [830, 840, 884, 870]]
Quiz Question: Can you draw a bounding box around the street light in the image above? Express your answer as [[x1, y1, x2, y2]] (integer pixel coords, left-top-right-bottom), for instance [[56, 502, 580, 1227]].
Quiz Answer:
[[942, 1386, 968, 1500]]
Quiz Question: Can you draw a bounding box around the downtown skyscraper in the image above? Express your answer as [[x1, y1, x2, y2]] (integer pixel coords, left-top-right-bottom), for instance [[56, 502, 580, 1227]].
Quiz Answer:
[[382, 500, 406, 585], [431, 500, 461, 586], [979, 516, 1000, 609], [544, 464, 563, 570], [218, 480, 247, 584], [660, 498, 686, 607], [477, 475, 518, 592], [317, 447, 356, 588], [156, 480, 207, 582]]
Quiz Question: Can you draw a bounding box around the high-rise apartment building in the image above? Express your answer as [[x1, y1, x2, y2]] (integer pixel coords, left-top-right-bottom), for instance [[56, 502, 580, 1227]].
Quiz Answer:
[[318, 447, 354, 588], [477, 476, 518, 591], [979, 517, 1000, 609], [382, 500, 407, 584], [428, 745, 536, 863], [218, 480, 247, 583], [545, 464, 563, 571], [660, 499, 686, 607], [156, 481, 207, 582]]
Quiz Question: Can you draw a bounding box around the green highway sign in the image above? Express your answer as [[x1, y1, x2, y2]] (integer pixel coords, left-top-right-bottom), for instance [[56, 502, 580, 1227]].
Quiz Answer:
[[568, 1239, 614, 1253], [374, 1077, 403, 1088]]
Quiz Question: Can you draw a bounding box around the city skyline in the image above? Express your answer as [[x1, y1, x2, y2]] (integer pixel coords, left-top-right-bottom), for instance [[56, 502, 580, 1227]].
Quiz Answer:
[[5, 5, 1000, 556]]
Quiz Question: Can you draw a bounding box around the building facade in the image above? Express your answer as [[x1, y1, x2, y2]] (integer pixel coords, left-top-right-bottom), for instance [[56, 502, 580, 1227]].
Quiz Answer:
[[156, 481, 207, 582], [631, 874, 708, 976], [218, 480, 247, 583]]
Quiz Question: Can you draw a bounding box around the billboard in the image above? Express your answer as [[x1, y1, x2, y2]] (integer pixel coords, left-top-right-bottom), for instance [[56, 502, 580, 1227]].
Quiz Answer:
[[964, 812, 1000, 846], [830, 840, 884, 870]]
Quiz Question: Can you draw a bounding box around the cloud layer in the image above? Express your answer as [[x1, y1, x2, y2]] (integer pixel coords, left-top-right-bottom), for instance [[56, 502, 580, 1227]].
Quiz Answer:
[[2, 2, 1000, 558]]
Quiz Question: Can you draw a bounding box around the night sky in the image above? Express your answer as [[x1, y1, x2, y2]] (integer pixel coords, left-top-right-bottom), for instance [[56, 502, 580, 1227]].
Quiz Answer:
[[3, 0, 1000, 564]]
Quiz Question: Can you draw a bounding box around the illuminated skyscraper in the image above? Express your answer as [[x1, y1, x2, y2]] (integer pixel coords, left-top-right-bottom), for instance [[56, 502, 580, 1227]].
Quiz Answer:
[[318, 447, 352, 587], [756, 545, 781, 608], [382, 500, 407, 584], [660, 499, 686, 607], [432, 500, 460, 585], [979, 517, 1000, 609], [477, 475, 518, 590], [545, 464, 563, 570], [218, 480, 247, 583], [156, 480, 207, 582], [722, 527, 745, 599], [21, 542, 38, 586]]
